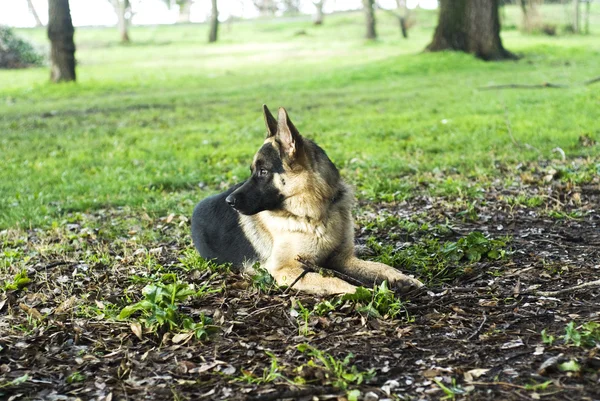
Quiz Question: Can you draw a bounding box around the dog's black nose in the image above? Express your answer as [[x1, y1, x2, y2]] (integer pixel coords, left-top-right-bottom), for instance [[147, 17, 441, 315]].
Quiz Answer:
[[225, 194, 236, 207]]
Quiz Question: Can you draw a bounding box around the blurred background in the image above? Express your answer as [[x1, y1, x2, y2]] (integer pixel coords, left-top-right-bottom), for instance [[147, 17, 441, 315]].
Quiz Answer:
[[0, 0, 598, 228]]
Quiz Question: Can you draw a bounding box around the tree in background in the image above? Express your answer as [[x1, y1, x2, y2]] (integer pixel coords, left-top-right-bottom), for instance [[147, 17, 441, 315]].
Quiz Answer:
[[252, 0, 278, 16], [282, 0, 301, 15], [517, 0, 542, 32], [177, 0, 193, 23], [380, 0, 411, 38], [162, 0, 195, 24], [27, 0, 44, 27], [427, 0, 515, 61], [109, 0, 133, 43], [363, 0, 377, 40], [208, 0, 219, 42], [48, 0, 76, 82], [572, 0, 580, 33], [313, 0, 325, 25]]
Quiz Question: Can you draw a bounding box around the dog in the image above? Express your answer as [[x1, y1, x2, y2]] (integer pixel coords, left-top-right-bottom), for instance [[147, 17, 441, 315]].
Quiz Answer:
[[191, 105, 423, 295]]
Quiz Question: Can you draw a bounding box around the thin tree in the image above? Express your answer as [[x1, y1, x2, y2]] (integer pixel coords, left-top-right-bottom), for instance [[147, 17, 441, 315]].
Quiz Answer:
[[252, 0, 278, 16], [27, 0, 44, 27], [380, 0, 410, 38], [572, 0, 580, 33], [48, 0, 76, 82], [363, 0, 377, 40], [426, 0, 515, 61], [313, 0, 325, 25], [208, 0, 219, 42], [177, 0, 193, 23], [162, 0, 194, 24], [110, 0, 132, 43]]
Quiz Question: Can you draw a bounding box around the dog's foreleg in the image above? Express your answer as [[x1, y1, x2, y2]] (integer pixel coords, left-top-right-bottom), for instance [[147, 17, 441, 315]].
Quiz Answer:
[[268, 261, 356, 295], [333, 256, 423, 294]]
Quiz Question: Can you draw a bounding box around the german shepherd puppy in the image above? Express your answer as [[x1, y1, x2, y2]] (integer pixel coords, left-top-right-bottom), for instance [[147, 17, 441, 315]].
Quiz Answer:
[[191, 105, 423, 295]]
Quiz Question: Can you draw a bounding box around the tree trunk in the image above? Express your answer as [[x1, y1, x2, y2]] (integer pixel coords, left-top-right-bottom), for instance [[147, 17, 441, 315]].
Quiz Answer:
[[362, 0, 377, 40], [208, 0, 219, 43], [584, 0, 590, 34], [177, 0, 192, 23], [572, 0, 580, 33], [313, 1, 324, 25], [48, 0, 76, 82], [27, 0, 44, 27], [111, 0, 131, 43], [426, 0, 515, 61]]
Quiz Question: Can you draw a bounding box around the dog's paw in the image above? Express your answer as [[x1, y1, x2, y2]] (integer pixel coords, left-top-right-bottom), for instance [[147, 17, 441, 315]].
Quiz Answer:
[[389, 275, 424, 295]]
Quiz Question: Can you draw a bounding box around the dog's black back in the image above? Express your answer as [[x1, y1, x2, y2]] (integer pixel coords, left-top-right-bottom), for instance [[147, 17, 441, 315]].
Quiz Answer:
[[191, 183, 258, 266]]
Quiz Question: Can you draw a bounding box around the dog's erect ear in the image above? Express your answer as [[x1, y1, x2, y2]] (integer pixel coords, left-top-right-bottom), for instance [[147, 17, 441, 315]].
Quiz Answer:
[[277, 107, 302, 157], [263, 104, 278, 138]]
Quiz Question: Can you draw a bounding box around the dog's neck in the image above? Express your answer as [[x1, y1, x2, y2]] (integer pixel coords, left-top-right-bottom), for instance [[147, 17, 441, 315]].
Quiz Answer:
[[272, 183, 348, 223]]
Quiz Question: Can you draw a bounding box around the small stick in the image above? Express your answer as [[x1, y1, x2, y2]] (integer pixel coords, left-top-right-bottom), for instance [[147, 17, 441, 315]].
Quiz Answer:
[[466, 313, 487, 340], [295, 256, 367, 287], [480, 83, 567, 90], [584, 76, 600, 86], [536, 279, 600, 297]]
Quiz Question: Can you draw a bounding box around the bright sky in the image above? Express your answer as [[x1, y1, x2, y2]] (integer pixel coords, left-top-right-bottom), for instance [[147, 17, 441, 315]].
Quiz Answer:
[[1, 0, 438, 28]]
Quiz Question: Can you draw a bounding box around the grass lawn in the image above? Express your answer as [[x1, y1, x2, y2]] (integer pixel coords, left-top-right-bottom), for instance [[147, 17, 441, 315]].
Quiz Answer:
[[1, 5, 599, 400]]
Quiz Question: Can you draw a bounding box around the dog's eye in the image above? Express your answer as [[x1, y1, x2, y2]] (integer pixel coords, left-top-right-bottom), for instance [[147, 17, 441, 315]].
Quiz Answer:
[[258, 168, 268, 177]]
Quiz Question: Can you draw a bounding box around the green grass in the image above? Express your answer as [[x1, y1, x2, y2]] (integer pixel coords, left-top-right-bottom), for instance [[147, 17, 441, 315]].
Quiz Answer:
[[1, 6, 599, 228]]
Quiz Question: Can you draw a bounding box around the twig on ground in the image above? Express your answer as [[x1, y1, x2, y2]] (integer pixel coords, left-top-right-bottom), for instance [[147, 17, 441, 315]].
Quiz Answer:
[[480, 75, 600, 90], [535, 279, 600, 297], [480, 83, 567, 90], [294, 256, 368, 287], [466, 313, 487, 340], [584, 76, 600, 85], [38, 260, 76, 270], [249, 386, 339, 401]]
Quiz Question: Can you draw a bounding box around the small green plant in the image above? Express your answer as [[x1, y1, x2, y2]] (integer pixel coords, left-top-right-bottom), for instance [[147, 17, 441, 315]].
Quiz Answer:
[[368, 231, 509, 285], [547, 210, 588, 220], [434, 378, 467, 400], [237, 352, 284, 385], [178, 249, 229, 272], [119, 281, 217, 340], [0, 373, 29, 389], [541, 329, 555, 345], [296, 344, 375, 390], [441, 231, 507, 262], [524, 380, 553, 391], [66, 371, 86, 384], [563, 321, 600, 347], [250, 265, 278, 293], [342, 281, 407, 319], [291, 299, 314, 336], [2, 269, 31, 291]]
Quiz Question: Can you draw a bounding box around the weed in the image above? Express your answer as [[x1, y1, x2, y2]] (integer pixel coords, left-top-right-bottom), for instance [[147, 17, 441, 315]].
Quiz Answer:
[[342, 281, 408, 319], [66, 371, 86, 384], [434, 378, 467, 400], [119, 281, 218, 340], [237, 352, 284, 385], [547, 210, 588, 220], [2, 269, 31, 291], [250, 265, 278, 294], [296, 344, 375, 390], [290, 299, 314, 336], [368, 231, 509, 285], [524, 380, 553, 391], [563, 321, 600, 347], [178, 249, 229, 273], [541, 329, 555, 345]]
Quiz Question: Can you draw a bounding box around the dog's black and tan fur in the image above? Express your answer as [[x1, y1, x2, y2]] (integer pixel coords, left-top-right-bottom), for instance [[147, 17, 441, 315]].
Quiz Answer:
[[191, 105, 423, 295]]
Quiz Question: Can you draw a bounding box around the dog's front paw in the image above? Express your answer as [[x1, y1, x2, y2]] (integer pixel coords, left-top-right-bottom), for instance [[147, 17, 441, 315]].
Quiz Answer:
[[389, 274, 424, 295]]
